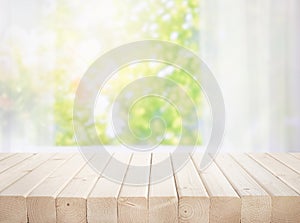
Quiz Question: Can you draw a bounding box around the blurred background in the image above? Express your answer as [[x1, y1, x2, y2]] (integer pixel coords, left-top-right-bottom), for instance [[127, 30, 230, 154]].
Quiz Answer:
[[0, 0, 299, 152]]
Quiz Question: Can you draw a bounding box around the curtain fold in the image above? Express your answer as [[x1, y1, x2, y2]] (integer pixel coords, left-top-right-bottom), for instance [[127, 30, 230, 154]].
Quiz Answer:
[[200, 0, 300, 152]]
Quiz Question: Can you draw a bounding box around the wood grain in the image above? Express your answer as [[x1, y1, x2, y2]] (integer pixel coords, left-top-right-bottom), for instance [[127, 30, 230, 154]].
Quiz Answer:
[[268, 153, 300, 174], [232, 153, 300, 223], [27, 154, 90, 223], [192, 153, 241, 223], [0, 153, 15, 161], [0, 153, 33, 174], [214, 154, 271, 223], [56, 153, 110, 223], [172, 153, 209, 223], [249, 153, 300, 194], [290, 153, 300, 160], [88, 153, 132, 223], [0, 153, 71, 223], [0, 152, 298, 223], [118, 153, 151, 223], [0, 154, 55, 223], [149, 153, 178, 223]]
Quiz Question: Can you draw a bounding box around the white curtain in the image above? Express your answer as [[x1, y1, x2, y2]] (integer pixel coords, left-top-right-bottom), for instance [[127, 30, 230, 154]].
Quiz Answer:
[[0, 0, 55, 151], [200, 0, 300, 152]]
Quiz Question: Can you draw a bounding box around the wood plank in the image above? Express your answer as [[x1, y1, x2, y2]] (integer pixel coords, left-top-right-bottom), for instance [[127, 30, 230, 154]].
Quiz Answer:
[[149, 153, 178, 223], [0, 154, 52, 192], [232, 153, 300, 223], [0, 153, 33, 174], [56, 153, 111, 223], [88, 153, 132, 223], [118, 153, 151, 223], [171, 153, 209, 223], [268, 153, 300, 174], [27, 153, 92, 223], [0, 153, 54, 223], [192, 153, 241, 223], [0, 153, 72, 223], [0, 152, 298, 223], [249, 153, 300, 194], [290, 153, 300, 159], [0, 153, 14, 161], [214, 154, 271, 223]]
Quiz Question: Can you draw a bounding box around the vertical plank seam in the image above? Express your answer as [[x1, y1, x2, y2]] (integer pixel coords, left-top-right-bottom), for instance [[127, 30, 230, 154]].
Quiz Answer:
[[0, 154, 35, 175], [289, 153, 300, 160], [54, 154, 96, 222], [0, 154, 56, 193], [0, 153, 16, 162], [25, 154, 76, 197], [116, 153, 133, 222], [267, 153, 300, 174], [169, 152, 180, 222], [85, 153, 115, 223], [208, 154, 242, 198], [247, 153, 300, 195], [229, 154, 275, 196], [24, 154, 75, 223], [189, 153, 214, 197], [86, 153, 115, 198], [147, 153, 153, 223]]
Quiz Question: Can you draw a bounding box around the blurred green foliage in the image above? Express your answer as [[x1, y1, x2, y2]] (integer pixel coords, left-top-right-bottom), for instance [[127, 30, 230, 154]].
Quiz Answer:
[[0, 0, 202, 146], [51, 0, 202, 146]]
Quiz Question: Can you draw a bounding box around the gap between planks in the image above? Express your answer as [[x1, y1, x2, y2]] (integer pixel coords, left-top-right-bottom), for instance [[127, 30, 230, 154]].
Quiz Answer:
[[0, 153, 299, 223]]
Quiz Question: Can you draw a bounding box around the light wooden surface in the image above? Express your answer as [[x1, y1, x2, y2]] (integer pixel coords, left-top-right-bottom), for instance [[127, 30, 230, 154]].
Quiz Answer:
[[0, 154, 54, 223], [88, 153, 132, 223], [172, 153, 209, 223], [192, 153, 241, 223], [56, 153, 109, 223], [269, 153, 300, 174], [290, 153, 300, 160], [249, 153, 300, 194], [149, 153, 178, 223], [232, 154, 300, 223], [0, 153, 72, 223], [0, 152, 299, 223], [214, 154, 272, 223], [27, 154, 88, 223], [0, 153, 33, 174], [118, 153, 151, 223], [0, 153, 14, 161]]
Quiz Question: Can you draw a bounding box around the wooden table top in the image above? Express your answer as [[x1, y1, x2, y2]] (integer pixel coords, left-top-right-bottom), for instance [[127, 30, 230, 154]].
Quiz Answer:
[[0, 152, 299, 223]]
